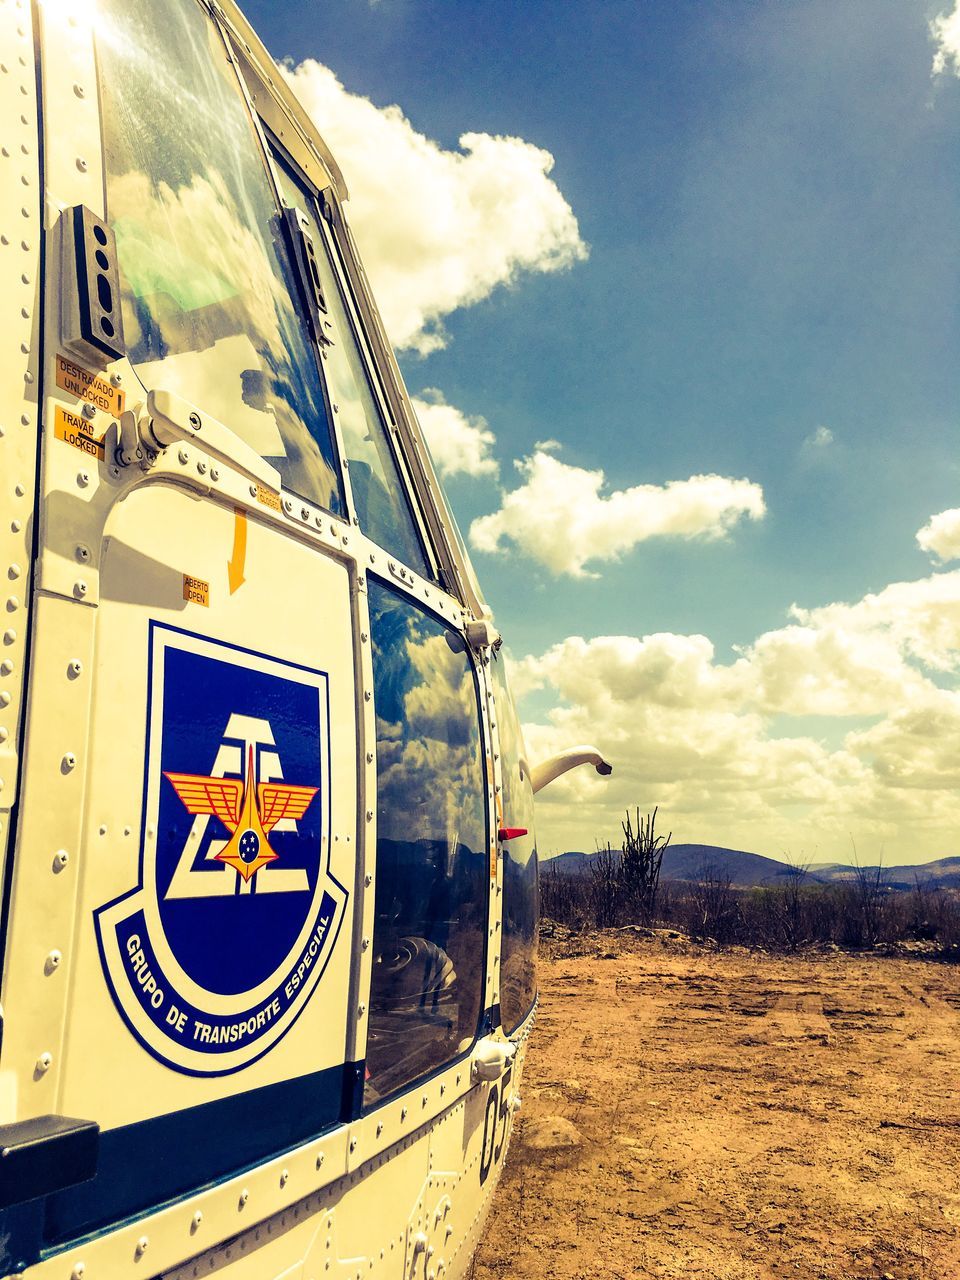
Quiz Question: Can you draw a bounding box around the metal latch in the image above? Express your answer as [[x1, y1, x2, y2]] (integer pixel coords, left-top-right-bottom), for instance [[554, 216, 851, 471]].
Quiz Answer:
[[465, 618, 501, 650], [472, 1036, 515, 1083], [116, 389, 282, 493]]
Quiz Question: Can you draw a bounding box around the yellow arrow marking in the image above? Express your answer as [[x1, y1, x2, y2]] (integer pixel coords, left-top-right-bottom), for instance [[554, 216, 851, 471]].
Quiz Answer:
[[228, 508, 247, 594]]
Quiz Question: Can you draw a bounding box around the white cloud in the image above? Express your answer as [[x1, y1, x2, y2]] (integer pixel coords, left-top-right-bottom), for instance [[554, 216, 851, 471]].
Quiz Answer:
[[803, 425, 833, 449], [917, 508, 960, 563], [931, 2, 960, 76], [411, 389, 498, 479], [469, 448, 766, 577], [515, 567, 960, 860], [283, 60, 587, 354]]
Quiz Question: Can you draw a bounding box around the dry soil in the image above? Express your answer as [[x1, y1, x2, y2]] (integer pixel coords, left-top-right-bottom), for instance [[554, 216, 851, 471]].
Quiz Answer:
[[473, 929, 960, 1280]]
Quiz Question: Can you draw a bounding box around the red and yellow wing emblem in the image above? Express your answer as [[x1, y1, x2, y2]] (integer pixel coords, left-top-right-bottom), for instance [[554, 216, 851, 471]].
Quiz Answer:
[[163, 772, 244, 831], [257, 782, 319, 833]]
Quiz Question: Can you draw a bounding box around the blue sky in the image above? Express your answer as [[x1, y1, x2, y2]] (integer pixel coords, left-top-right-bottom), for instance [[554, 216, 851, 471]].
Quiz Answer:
[[247, 0, 960, 862]]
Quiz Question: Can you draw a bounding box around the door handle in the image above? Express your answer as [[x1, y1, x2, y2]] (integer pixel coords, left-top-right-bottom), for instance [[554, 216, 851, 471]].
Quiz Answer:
[[138, 389, 281, 492]]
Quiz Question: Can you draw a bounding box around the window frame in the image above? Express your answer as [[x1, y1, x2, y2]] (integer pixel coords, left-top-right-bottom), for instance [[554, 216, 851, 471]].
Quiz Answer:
[[360, 574, 492, 1111], [261, 132, 440, 584]]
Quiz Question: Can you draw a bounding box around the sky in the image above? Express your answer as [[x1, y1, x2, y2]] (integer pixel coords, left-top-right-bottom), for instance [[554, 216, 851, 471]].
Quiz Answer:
[[243, 0, 960, 864]]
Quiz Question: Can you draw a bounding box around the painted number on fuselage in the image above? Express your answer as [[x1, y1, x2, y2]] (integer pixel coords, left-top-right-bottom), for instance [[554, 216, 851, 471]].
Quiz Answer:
[[479, 1063, 513, 1185]]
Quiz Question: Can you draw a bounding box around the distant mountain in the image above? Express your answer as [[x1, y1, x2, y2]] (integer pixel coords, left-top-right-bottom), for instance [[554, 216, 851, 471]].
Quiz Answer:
[[544, 845, 960, 891], [810, 856, 960, 890], [545, 843, 820, 888]]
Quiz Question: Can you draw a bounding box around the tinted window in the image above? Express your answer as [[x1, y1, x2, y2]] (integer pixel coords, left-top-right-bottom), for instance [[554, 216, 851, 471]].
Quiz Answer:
[[366, 581, 487, 1102], [96, 0, 344, 513], [270, 157, 432, 577], [490, 650, 538, 1033]]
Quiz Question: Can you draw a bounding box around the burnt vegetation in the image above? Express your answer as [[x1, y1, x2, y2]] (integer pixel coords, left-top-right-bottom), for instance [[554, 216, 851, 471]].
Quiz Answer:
[[541, 812, 960, 956]]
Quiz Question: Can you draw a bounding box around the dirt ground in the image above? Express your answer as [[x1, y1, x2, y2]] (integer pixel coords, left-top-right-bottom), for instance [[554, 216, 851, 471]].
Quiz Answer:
[[473, 929, 960, 1280]]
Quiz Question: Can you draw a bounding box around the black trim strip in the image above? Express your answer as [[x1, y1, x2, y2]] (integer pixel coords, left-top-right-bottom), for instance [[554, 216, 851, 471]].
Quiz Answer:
[[40, 1063, 347, 1255]]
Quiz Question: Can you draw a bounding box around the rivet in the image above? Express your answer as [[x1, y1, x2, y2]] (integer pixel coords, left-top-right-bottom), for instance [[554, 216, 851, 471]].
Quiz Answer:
[[364, 874, 372, 887], [401, 1108, 407, 1121], [76, 471, 89, 488], [0, 659, 12, 675], [363, 690, 371, 702], [14, 484, 24, 498], [3, 630, 14, 644], [349, 1138, 357, 1152], [365, 810, 373, 822], [76, 157, 87, 172], [19, 414, 28, 426], [68, 660, 82, 677], [35, 1051, 52, 1073], [98, 824, 107, 836], [0, 728, 8, 743], [239, 1188, 249, 1207], [135, 1236, 148, 1256], [45, 949, 61, 973], [73, 82, 85, 97], [316, 1153, 324, 1169], [81, 402, 96, 421], [71, 1265, 85, 1280], [280, 1168, 289, 1187], [8, 564, 20, 579], [62, 752, 76, 771], [191, 1210, 203, 1231]]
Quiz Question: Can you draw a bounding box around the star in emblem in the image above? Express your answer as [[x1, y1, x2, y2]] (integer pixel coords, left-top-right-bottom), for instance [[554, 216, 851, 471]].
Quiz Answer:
[[164, 746, 318, 883]]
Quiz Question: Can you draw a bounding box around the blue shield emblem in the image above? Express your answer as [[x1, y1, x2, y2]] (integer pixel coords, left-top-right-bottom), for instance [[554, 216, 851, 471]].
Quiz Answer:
[[96, 623, 348, 1075]]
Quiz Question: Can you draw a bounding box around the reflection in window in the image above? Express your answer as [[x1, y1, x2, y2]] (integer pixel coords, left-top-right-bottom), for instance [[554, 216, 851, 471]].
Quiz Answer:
[[95, 0, 343, 513], [270, 158, 432, 577], [490, 650, 538, 1033], [366, 581, 487, 1102]]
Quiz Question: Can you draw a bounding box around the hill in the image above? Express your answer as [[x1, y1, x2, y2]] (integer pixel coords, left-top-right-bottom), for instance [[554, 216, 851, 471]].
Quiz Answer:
[[546, 843, 817, 887], [545, 845, 960, 890]]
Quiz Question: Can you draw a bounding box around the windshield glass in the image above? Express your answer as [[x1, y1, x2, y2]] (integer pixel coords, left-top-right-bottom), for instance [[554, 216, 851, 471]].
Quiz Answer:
[[95, 0, 343, 513]]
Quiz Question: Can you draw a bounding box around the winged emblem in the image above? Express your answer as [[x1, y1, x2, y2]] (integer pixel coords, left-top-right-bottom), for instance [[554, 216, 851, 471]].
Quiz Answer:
[[164, 745, 318, 882]]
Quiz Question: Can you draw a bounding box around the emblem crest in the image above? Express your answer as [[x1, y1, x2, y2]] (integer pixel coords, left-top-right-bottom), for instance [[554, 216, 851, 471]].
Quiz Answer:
[[95, 623, 348, 1075]]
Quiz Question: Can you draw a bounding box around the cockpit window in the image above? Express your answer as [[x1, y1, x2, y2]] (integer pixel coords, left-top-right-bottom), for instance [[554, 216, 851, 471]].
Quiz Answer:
[[95, 0, 344, 514], [270, 155, 433, 578], [489, 649, 538, 1033], [365, 580, 487, 1103]]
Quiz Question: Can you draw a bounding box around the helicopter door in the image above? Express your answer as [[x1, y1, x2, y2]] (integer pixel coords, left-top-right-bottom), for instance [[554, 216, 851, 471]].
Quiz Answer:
[[0, 0, 361, 1255]]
